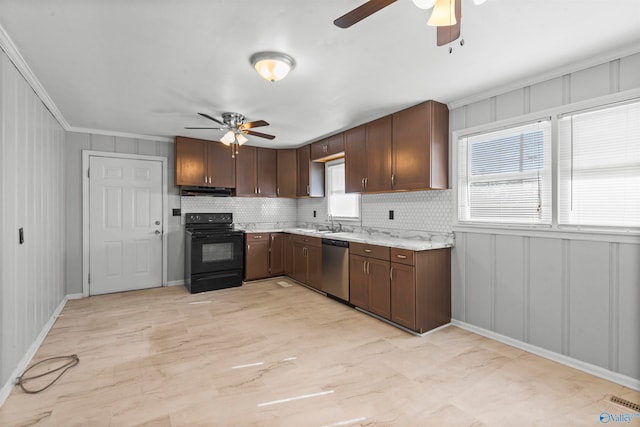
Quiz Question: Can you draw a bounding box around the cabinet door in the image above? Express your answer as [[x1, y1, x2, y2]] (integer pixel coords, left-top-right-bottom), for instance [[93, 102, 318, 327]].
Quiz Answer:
[[296, 146, 310, 197], [368, 257, 391, 319], [326, 133, 345, 156], [235, 146, 257, 196], [292, 242, 307, 283], [390, 263, 416, 330], [392, 101, 449, 190], [284, 234, 294, 277], [257, 148, 277, 197], [349, 255, 369, 309], [344, 125, 367, 193], [269, 233, 284, 276], [175, 137, 207, 186], [365, 116, 392, 192], [277, 149, 297, 197], [306, 245, 322, 290], [311, 139, 328, 161], [245, 234, 270, 281], [207, 141, 236, 188]]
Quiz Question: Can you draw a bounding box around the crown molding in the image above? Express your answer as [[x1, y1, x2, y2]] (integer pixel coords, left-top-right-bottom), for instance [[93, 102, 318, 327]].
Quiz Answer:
[[0, 23, 70, 130], [68, 126, 173, 143], [447, 43, 640, 110]]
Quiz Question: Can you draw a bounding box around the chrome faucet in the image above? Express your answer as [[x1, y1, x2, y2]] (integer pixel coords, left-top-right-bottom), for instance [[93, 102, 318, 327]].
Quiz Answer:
[[329, 214, 334, 231]]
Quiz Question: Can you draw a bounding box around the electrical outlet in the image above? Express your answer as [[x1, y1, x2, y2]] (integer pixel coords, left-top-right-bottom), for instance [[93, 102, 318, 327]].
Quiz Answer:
[[313, 210, 316, 218], [172, 208, 181, 216], [389, 210, 394, 220]]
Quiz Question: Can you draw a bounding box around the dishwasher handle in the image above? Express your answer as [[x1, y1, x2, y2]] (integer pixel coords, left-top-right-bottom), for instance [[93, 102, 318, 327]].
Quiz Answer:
[[321, 238, 349, 248]]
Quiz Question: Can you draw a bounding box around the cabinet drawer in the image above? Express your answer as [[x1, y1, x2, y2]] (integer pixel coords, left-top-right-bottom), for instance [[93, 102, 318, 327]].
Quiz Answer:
[[350, 242, 389, 260], [290, 233, 322, 247], [246, 233, 268, 241], [390, 248, 414, 266]]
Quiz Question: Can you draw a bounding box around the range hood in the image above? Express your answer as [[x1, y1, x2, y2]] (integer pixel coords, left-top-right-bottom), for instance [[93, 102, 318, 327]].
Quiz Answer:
[[180, 187, 233, 197]]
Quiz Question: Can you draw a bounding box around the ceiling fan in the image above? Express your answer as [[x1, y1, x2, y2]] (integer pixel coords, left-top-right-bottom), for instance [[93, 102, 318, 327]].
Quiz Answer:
[[334, 0, 473, 47], [186, 112, 275, 144]]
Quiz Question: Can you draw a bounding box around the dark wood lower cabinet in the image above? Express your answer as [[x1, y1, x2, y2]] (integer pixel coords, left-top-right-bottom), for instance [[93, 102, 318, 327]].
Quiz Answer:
[[291, 235, 322, 290], [349, 244, 390, 319], [389, 262, 416, 330], [368, 258, 391, 319], [244, 233, 270, 281], [349, 255, 369, 309], [269, 233, 284, 276], [390, 247, 451, 333], [244, 232, 286, 281]]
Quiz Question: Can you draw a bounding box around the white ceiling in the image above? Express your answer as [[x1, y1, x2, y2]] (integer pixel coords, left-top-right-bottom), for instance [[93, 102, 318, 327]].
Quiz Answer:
[[1, 0, 639, 147]]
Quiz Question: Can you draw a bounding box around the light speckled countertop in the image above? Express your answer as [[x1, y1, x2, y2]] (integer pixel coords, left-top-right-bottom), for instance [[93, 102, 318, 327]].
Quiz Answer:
[[240, 227, 454, 251]]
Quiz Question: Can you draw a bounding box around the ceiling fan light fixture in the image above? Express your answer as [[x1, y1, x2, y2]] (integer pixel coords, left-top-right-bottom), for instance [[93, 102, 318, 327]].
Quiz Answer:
[[236, 133, 248, 145], [220, 130, 235, 146], [412, 0, 436, 10], [250, 51, 295, 82], [428, 0, 456, 26], [473, 0, 487, 4]]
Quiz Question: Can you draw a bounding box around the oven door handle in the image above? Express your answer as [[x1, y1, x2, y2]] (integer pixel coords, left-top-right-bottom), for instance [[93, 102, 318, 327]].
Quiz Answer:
[[192, 233, 240, 240]]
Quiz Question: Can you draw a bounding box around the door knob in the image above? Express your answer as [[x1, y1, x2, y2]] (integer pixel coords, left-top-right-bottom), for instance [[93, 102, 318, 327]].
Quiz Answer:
[[155, 220, 161, 225], [155, 230, 161, 235]]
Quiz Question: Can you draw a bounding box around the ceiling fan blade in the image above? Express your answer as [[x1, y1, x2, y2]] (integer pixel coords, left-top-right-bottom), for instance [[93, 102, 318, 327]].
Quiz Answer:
[[198, 113, 226, 126], [244, 130, 275, 140], [184, 127, 225, 130], [334, 0, 397, 29], [240, 120, 269, 130], [436, 0, 462, 46]]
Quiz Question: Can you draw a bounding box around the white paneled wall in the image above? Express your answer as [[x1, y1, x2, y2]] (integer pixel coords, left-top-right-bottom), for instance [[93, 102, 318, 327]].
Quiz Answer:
[[451, 52, 640, 386], [0, 50, 66, 390]]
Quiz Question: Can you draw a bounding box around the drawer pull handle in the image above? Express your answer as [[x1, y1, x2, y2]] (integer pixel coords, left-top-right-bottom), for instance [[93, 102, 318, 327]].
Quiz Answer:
[[253, 236, 263, 239], [390, 266, 393, 280], [396, 254, 407, 259], [364, 249, 372, 253]]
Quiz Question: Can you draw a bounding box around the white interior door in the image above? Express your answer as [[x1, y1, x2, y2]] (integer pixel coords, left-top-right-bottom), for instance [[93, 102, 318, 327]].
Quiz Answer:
[[89, 156, 163, 295]]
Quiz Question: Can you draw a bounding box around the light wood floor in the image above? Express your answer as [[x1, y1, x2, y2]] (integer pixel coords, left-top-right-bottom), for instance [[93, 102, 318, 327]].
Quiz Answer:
[[1, 279, 638, 426]]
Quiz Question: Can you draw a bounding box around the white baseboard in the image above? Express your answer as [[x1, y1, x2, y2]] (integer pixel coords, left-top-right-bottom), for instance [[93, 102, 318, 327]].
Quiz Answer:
[[66, 293, 84, 300], [0, 294, 72, 408], [167, 280, 184, 287], [451, 320, 640, 392]]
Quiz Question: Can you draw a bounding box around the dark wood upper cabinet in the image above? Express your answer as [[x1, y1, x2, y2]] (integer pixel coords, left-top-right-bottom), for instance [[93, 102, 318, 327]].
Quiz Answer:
[[365, 116, 393, 192], [276, 149, 297, 198], [344, 117, 392, 193], [175, 136, 236, 188], [257, 148, 277, 197], [344, 125, 367, 193], [235, 146, 277, 197], [235, 146, 257, 196], [311, 133, 345, 162], [296, 145, 324, 197], [392, 100, 449, 190]]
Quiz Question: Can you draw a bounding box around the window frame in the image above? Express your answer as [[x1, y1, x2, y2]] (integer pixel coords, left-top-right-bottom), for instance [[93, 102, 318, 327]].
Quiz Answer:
[[452, 91, 640, 239], [326, 158, 360, 221], [457, 118, 553, 227]]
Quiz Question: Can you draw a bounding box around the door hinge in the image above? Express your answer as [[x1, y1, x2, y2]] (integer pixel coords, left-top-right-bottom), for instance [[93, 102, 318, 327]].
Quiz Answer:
[[87, 168, 90, 178], [88, 273, 91, 284]]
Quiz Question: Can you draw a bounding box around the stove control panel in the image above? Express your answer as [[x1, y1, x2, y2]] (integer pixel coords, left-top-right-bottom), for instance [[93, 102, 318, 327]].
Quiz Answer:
[[185, 212, 233, 225]]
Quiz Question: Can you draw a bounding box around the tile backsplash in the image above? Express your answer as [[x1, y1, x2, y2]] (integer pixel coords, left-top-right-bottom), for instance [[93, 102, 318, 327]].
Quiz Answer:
[[181, 196, 297, 229], [181, 190, 452, 233]]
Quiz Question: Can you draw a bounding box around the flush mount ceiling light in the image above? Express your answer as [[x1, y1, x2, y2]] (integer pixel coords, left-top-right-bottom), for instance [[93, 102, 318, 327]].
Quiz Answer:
[[250, 51, 296, 82]]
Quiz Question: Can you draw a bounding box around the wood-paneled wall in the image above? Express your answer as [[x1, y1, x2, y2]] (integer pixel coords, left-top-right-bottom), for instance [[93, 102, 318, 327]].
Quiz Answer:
[[450, 52, 640, 386], [0, 51, 66, 390]]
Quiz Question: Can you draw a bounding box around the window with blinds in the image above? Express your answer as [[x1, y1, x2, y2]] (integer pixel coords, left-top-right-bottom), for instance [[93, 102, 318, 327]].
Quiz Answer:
[[458, 120, 552, 225], [558, 99, 640, 229]]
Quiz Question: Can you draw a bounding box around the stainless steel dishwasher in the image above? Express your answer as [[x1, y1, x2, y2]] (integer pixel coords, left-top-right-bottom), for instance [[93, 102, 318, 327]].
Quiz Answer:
[[321, 238, 349, 301]]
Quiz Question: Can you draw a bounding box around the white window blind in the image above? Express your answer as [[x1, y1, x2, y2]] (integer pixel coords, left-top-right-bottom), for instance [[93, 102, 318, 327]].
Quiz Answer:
[[558, 99, 640, 229], [327, 160, 360, 219], [458, 120, 552, 225]]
